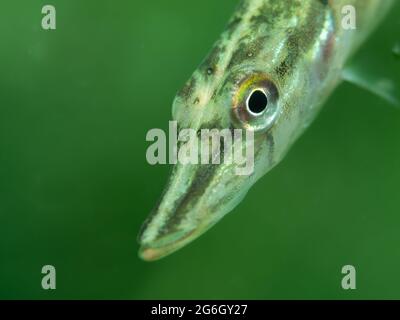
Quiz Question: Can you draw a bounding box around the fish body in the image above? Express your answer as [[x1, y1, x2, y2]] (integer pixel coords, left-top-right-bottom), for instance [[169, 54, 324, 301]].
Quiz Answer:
[[138, 0, 395, 261]]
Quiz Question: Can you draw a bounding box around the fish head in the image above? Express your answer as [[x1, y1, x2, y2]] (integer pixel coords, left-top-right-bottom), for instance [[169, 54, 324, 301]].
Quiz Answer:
[[138, 16, 317, 261], [137, 60, 307, 261]]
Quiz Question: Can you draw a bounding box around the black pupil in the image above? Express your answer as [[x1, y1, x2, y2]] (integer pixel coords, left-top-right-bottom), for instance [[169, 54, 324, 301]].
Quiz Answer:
[[248, 90, 268, 114]]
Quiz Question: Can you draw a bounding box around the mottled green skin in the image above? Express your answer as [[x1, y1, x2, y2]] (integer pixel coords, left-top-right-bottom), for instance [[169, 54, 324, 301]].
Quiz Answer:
[[138, 0, 394, 261]]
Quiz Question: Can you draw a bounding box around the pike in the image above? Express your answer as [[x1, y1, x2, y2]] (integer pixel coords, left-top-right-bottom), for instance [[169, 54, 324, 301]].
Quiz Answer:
[[138, 0, 396, 261]]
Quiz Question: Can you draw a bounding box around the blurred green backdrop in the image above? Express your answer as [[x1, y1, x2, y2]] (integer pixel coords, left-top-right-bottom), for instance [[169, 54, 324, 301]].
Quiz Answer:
[[0, 0, 399, 299]]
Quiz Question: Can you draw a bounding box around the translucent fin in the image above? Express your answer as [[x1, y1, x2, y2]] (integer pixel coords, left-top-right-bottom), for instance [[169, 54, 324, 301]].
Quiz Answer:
[[342, 66, 399, 108]]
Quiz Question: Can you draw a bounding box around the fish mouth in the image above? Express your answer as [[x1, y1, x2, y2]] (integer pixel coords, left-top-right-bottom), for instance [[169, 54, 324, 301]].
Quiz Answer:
[[137, 159, 253, 261], [138, 224, 208, 261], [137, 162, 224, 261]]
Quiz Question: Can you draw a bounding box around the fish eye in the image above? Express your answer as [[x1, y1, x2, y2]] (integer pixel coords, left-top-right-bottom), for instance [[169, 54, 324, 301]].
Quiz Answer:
[[247, 89, 268, 115], [231, 73, 279, 132]]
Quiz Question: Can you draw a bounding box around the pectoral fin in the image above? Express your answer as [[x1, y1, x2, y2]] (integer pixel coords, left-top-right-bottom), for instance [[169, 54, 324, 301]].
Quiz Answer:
[[342, 66, 399, 107]]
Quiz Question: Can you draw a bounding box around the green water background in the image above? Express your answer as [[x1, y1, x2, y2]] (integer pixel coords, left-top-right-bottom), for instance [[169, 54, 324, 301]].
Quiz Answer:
[[0, 0, 399, 299]]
